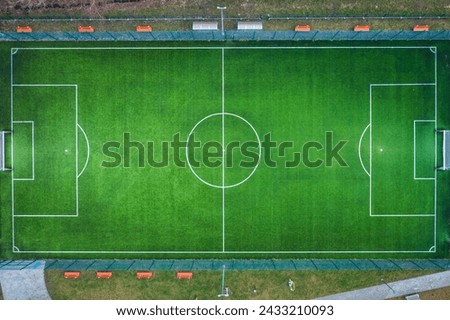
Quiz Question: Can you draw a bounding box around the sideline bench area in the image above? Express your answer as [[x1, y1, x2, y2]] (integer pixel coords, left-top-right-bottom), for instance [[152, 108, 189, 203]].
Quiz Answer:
[[295, 25, 311, 32], [16, 26, 32, 33], [413, 25, 429, 32], [78, 26, 94, 33], [62, 271, 158, 279], [136, 25, 153, 32], [96, 271, 113, 279], [136, 271, 153, 279], [176, 271, 193, 279], [354, 25, 370, 31], [193, 22, 218, 30], [63, 271, 80, 279], [237, 21, 263, 30]]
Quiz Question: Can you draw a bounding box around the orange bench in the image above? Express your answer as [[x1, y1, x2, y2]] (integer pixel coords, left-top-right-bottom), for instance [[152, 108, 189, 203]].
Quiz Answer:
[[136, 25, 153, 32], [64, 271, 80, 279], [176, 271, 193, 279], [136, 271, 153, 279], [16, 26, 32, 33], [354, 25, 370, 32], [413, 25, 429, 32], [96, 271, 113, 279], [295, 25, 311, 32], [78, 26, 94, 33]]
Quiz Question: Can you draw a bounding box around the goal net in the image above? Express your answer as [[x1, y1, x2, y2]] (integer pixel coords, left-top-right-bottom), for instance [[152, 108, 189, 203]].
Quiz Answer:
[[438, 130, 450, 170], [0, 131, 11, 171]]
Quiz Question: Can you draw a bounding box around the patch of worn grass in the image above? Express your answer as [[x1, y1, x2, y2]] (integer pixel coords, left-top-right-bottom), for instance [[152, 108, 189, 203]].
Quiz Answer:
[[46, 270, 434, 300], [4, 1, 449, 18], [417, 286, 450, 300], [1, 1, 449, 32]]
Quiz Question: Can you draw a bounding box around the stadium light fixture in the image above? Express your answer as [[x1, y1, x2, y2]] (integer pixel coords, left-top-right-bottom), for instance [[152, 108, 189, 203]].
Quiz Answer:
[[217, 6, 227, 36]]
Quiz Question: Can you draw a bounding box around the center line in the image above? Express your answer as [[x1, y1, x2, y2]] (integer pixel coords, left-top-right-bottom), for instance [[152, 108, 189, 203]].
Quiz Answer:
[[221, 48, 226, 252]]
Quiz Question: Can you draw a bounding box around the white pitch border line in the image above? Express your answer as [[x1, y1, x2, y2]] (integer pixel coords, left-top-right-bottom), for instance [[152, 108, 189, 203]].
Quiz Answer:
[[11, 120, 34, 181], [413, 120, 436, 180], [11, 48, 15, 251], [13, 46, 437, 51], [11, 84, 79, 219], [13, 249, 436, 254], [10, 46, 438, 254], [433, 48, 438, 251], [370, 83, 436, 218]]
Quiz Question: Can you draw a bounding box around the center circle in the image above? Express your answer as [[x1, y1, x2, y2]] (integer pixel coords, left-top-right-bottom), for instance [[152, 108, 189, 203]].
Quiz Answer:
[[186, 112, 261, 189]]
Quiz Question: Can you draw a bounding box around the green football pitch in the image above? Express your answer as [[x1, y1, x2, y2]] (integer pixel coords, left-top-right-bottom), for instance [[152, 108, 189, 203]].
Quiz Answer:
[[1, 43, 449, 259]]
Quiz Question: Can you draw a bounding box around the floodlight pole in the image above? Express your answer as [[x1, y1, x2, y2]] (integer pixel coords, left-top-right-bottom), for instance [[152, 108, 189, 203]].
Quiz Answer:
[[381, 278, 395, 294], [217, 6, 227, 36], [221, 264, 226, 294]]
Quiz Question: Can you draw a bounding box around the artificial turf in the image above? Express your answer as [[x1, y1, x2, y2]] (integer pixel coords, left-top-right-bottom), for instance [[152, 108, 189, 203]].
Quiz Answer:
[[0, 42, 449, 259]]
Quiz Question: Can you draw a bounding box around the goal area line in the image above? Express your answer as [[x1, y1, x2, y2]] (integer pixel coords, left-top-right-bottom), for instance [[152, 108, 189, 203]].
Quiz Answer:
[[414, 120, 436, 180], [11, 120, 34, 181]]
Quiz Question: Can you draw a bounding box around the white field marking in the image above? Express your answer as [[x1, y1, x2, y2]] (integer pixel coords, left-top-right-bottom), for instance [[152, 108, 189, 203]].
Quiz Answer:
[[13, 249, 436, 254], [12, 246, 19, 252], [11, 48, 18, 55], [370, 84, 436, 218], [11, 84, 79, 218], [12, 121, 35, 181], [14, 215, 79, 218], [413, 120, 436, 180], [369, 86, 372, 215], [371, 83, 436, 87], [429, 245, 436, 252], [10, 49, 15, 250], [185, 113, 262, 189], [430, 47, 436, 54], [221, 48, 225, 252], [11, 46, 438, 254], [370, 214, 434, 217], [14, 46, 437, 51], [77, 123, 90, 178], [358, 124, 371, 177], [434, 48, 438, 248], [12, 84, 77, 87], [75, 85, 79, 216]]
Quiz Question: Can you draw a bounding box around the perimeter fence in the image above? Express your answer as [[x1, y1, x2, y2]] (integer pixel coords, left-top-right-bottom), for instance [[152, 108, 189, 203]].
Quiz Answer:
[[1, 30, 450, 41], [1, 259, 449, 271]]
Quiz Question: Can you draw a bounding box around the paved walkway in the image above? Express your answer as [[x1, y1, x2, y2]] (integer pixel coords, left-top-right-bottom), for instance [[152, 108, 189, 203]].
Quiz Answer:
[[0, 261, 51, 300], [317, 270, 450, 300]]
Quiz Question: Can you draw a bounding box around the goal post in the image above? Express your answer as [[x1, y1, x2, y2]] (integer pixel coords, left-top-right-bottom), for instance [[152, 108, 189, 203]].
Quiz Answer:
[[0, 131, 12, 171], [437, 130, 450, 170]]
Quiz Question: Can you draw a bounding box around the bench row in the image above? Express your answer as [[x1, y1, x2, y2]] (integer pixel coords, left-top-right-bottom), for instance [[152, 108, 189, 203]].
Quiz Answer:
[[64, 271, 193, 279], [16, 24, 431, 33], [16, 25, 153, 33], [295, 24, 430, 32]]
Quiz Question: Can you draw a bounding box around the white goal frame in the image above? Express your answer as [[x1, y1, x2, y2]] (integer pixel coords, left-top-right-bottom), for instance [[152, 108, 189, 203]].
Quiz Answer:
[[0, 131, 11, 171]]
